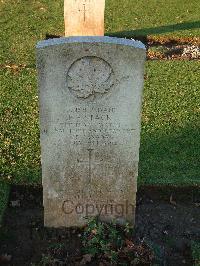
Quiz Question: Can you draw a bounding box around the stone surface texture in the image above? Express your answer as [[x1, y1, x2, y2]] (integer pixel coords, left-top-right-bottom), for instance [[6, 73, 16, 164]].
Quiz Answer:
[[37, 36, 146, 227]]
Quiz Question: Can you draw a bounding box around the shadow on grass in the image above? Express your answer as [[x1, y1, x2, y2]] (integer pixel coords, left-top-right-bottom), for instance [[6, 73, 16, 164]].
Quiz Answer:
[[139, 123, 200, 186], [108, 20, 200, 40]]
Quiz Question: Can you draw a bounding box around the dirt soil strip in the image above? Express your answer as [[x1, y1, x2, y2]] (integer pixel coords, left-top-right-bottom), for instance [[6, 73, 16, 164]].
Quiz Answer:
[[0, 186, 199, 265]]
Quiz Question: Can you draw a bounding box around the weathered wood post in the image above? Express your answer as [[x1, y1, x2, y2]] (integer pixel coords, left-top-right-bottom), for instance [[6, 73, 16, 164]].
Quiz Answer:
[[64, 0, 105, 36]]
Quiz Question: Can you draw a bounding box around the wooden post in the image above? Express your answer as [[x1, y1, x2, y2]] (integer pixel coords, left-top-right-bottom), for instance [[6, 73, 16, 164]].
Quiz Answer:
[[64, 0, 105, 36]]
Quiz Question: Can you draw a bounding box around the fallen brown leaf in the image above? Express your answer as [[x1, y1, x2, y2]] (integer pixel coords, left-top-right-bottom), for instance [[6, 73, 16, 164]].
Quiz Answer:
[[125, 239, 134, 248]]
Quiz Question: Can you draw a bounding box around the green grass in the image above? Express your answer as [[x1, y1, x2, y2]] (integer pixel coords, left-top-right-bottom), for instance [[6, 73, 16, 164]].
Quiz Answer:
[[106, 0, 200, 38], [0, 68, 40, 185], [0, 0, 199, 65], [0, 0, 63, 65], [0, 61, 199, 186], [192, 241, 200, 266], [139, 60, 200, 186]]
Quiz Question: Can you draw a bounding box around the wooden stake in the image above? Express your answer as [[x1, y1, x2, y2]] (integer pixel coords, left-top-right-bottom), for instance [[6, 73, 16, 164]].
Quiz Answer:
[[64, 0, 105, 36]]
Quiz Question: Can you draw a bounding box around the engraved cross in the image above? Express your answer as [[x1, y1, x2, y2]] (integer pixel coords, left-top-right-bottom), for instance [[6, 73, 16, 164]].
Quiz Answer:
[[77, 149, 102, 182], [78, 1, 89, 22], [64, 0, 105, 36]]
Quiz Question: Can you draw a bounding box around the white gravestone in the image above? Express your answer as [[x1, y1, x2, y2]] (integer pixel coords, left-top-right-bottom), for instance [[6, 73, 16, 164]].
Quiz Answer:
[[37, 37, 146, 227]]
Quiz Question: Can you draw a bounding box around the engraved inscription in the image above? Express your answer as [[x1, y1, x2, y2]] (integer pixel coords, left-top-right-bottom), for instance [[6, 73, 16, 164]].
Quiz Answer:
[[67, 56, 114, 99], [42, 106, 136, 148]]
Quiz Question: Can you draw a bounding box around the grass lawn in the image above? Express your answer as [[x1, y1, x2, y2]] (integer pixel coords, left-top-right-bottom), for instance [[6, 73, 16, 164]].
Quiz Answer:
[[106, 0, 200, 38], [0, 68, 40, 185], [192, 241, 200, 266], [1, 61, 199, 186], [140, 61, 200, 186]]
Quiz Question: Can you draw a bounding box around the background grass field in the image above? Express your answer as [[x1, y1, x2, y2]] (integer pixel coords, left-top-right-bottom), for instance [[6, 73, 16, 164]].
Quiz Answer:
[[0, 0, 200, 219]]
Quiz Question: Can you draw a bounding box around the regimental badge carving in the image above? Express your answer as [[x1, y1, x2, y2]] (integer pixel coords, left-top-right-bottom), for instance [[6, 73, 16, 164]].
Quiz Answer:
[[67, 56, 114, 99]]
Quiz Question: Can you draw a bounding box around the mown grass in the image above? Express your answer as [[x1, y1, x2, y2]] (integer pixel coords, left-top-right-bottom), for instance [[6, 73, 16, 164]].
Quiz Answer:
[[106, 0, 200, 38], [192, 241, 200, 266], [0, 0, 199, 66], [0, 68, 40, 185], [1, 61, 199, 186], [140, 60, 200, 186]]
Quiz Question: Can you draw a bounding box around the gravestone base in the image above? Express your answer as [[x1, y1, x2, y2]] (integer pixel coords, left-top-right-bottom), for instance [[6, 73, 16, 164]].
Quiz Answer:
[[43, 163, 138, 227], [44, 197, 137, 228]]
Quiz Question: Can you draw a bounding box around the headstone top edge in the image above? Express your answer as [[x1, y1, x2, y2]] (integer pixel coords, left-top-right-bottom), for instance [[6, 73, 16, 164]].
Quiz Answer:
[[36, 36, 146, 50]]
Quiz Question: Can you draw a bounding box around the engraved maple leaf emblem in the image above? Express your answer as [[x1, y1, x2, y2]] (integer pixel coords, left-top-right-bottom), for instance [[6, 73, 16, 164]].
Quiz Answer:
[[67, 56, 114, 99]]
